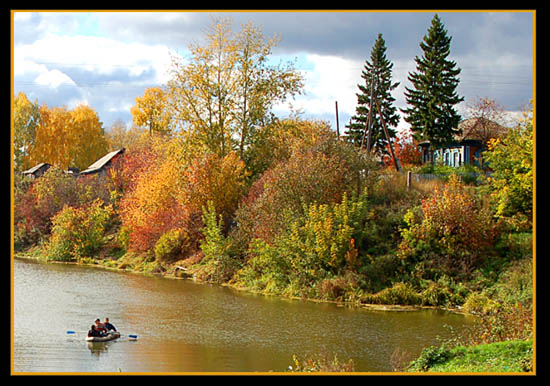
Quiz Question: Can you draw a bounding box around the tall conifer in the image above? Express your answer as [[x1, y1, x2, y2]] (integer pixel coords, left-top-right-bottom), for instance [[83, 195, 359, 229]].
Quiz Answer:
[[345, 33, 400, 156], [401, 14, 464, 151]]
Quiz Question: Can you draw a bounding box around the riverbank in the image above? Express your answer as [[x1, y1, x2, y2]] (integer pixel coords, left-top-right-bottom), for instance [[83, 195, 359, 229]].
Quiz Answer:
[[15, 256, 478, 373], [14, 250, 463, 315], [14, 252, 534, 374]]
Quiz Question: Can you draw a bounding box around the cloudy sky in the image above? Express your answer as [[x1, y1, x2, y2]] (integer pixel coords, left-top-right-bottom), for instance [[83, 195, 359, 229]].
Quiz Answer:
[[12, 10, 535, 133]]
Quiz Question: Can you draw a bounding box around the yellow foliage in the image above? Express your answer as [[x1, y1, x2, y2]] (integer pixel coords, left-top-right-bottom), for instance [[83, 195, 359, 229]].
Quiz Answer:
[[131, 87, 172, 135], [28, 104, 108, 171]]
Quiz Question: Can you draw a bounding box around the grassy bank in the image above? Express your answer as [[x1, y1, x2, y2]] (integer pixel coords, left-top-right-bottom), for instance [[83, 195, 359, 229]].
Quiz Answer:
[[408, 340, 533, 373]]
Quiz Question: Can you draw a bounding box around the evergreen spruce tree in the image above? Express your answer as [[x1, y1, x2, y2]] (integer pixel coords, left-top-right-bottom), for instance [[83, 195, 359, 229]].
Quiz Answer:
[[401, 14, 464, 153], [345, 33, 400, 156]]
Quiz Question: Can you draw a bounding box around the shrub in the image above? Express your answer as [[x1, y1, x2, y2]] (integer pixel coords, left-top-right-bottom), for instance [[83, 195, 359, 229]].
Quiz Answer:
[[288, 353, 355, 373], [398, 177, 500, 278], [183, 151, 248, 225], [237, 193, 371, 297], [317, 272, 362, 302], [154, 228, 192, 263], [195, 202, 241, 283], [236, 132, 374, 245], [233, 238, 291, 294], [119, 150, 188, 252], [409, 345, 452, 372], [362, 282, 421, 306], [420, 281, 454, 307], [44, 199, 113, 261], [484, 108, 533, 225], [462, 292, 500, 315]]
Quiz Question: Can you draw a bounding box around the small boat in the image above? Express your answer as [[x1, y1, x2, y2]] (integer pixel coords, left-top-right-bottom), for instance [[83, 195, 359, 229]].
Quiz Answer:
[[86, 331, 121, 342]]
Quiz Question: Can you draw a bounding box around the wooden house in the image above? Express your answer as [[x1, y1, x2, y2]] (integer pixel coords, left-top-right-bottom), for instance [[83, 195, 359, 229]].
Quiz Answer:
[[79, 148, 125, 176], [418, 118, 506, 168], [22, 163, 51, 179]]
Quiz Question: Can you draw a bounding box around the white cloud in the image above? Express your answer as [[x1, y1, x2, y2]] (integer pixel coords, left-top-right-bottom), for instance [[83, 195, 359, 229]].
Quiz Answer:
[[291, 54, 363, 116], [34, 69, 76, 88], [15, 33, 173, 83]]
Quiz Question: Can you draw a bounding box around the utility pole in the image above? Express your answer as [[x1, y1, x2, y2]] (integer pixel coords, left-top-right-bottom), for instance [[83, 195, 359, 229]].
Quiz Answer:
[[335, 101, 340, 139], [374, 95, 401, 172], [360, 74, 376, 152]]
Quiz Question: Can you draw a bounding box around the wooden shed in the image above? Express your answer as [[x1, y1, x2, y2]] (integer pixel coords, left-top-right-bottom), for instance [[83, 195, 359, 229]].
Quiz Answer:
[[22, 163, 51, 179], [79, 148, 125, 176]]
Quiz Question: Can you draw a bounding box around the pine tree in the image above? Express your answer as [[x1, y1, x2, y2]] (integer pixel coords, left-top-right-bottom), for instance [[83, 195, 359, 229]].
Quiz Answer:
[[401, 14, 464, 152], [345, 33, 400, 156]]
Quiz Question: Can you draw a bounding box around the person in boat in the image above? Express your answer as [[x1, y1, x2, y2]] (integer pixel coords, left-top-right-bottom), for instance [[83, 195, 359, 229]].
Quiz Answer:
[[104, 317, 117, 332], [95, 318, 107, 334], [88, 324, 105, 338]]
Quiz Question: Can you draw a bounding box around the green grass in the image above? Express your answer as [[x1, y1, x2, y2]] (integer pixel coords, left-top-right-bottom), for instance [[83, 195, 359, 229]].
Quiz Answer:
[[409, 340, 533, 373]]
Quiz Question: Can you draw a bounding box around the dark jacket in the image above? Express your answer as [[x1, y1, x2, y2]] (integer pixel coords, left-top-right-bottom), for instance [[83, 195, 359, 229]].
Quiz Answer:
[[104, 322, 117, 332], [88, 328, 104, 337]]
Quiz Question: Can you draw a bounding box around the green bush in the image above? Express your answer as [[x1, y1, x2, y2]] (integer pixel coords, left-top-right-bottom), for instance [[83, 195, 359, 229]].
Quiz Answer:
[[484, 113, 533, 223], [362, 282, 421, 306], [154, 228, 192, 263], [398, 178, 500, 279], [234, 193, 371, 298], [409, 345, 452, 372], [462, 292, 500, 315], [195, 202, 241, 283], [409, 340, 533, 372], [44, 199, 113, 261]]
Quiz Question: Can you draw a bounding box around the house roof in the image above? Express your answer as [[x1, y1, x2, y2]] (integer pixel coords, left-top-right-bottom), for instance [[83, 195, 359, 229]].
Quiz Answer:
[[417, 118, 506, 147], [458, 117, 507, 142], [80, 148, 125, 175], [22, 162, 50, 175]]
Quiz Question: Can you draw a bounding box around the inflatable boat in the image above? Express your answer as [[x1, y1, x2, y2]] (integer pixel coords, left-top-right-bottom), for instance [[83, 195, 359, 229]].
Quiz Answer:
[[86, 331, 120, 342]]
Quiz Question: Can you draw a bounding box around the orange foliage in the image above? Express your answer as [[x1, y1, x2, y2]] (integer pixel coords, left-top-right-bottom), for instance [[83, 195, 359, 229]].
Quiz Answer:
[[399, 177, 500, 275], [237, 150, 354, 244], [119, 142, 247, 252], [182, 151, 247, 223], [384, 129, 422, 168]]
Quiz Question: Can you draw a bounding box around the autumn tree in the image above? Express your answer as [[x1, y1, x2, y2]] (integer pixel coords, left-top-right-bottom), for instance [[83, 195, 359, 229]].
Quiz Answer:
[[167, 17, 303, 158], [119, 135, 247, 253], [463, 97, 508, 147], [383, 129, 422, 168], [131, 87, 173, 136], [484, 102, 533, 227], [29, 106, 71, 169], [105, 120, 148, 151], [28, 104, 108, 171], [69, 104, 109, 170], [13, 92, 40, 171], [233, 21, 304, 159]]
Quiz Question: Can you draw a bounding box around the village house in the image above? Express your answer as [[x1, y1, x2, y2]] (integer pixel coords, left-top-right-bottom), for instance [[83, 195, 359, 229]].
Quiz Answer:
[[418, 117, 506, 168], [79, 148, 125, 176]]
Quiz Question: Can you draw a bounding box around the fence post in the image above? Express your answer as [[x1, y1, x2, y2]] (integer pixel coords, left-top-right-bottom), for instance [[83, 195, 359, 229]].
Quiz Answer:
[[407, 171, 412, 191]]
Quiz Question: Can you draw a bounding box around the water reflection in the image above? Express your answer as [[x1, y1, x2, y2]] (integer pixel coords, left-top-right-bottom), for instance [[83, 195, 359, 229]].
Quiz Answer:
[[87, 342, 111, 356]]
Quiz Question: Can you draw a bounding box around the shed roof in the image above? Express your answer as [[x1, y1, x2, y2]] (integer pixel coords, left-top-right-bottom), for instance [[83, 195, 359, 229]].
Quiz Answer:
[[417, 118, 505, 147], [22, 162, 50, 175], [80, 148, 124, 175]]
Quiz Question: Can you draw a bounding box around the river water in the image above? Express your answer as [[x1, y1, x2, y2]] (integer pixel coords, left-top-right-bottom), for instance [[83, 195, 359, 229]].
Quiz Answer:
[[12, 257, 475, 373]]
